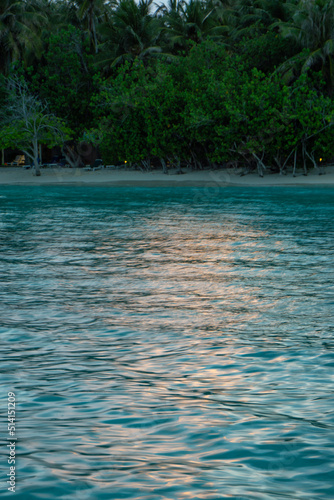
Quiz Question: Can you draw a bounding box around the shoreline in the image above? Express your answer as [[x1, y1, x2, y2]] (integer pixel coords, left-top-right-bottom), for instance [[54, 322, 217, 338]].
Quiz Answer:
[[1, 166, 334, 187]]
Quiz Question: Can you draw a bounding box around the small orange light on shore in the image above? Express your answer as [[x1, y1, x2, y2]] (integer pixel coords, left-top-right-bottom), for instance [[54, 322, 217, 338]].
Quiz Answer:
[[319, 158, 323, 162], [124, 160, 127, 163]]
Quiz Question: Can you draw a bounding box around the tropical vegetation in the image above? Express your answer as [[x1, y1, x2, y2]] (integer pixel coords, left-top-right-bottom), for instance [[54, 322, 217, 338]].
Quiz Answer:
[[0, 0, 334, 175]]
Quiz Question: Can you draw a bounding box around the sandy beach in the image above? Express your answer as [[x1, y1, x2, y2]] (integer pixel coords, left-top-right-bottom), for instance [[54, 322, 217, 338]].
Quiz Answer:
[[1, 165, 334, 186]]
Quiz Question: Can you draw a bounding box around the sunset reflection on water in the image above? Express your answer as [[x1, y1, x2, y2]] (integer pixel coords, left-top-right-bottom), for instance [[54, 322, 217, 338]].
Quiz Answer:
[[1, 186, 333, 499]]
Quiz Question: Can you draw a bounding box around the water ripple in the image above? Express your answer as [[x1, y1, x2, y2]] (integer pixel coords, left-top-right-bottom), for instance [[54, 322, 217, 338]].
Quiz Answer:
[[0, 186, 333, 499]]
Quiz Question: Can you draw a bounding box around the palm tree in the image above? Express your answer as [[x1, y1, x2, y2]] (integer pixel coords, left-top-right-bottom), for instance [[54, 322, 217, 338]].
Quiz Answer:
[[276, 0, 334, 91], [46, 0, 81, 31], [73, 0, 109, 53], [97, 0, 162, 70], [0, 0, 46, 74], [161, 0, 227, 53], [222, 0, 294, 42], [260, 0, 296, 23]]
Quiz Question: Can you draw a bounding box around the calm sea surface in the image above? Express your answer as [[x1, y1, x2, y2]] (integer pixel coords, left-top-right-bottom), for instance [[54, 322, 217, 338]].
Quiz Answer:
[[0, 186, 333, 500]]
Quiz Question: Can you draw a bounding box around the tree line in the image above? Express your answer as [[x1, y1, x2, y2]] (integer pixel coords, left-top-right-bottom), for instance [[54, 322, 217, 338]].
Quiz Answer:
[[1, 0, 334, 175]]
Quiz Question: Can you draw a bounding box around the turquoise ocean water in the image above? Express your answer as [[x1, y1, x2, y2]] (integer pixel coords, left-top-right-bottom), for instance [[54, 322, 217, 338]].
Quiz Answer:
[[0, 186, 333, 499]]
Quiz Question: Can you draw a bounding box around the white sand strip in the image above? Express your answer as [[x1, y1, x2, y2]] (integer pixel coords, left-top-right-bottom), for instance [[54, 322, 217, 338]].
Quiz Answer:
[[1, 166, 334, 186]]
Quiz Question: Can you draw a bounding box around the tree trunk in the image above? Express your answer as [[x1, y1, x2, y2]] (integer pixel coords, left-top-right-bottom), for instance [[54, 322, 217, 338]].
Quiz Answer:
[[302, 140, 307, 175], [141, 159, 150, 171], [62, 144, 84, 168], [175, 156, 182, 174], [253, 153, 266, 177], [161, 158, 168, 174], [190, 150, 202, 170], [33, 139, 41, 176], [279, 149, 294, 175], [293, 148, 297, 177], [92, 17, 98, 54], [305, 150, 325, 174]]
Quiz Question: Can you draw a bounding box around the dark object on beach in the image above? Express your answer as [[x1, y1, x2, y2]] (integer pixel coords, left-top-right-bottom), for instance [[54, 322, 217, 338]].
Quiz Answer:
[[51, 155, 59, 163], [84, 159, 104, 171]]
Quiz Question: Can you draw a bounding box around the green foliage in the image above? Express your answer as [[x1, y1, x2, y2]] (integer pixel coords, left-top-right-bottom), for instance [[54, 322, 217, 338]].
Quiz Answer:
[[88, 43, 334, 172], [0, 77, 72, 171], [90, 59, 186, 164], [283, 73, 334, 160], [97, 0, 163, 73], [1, 0, 334, 174], [0, 75, 9, 108], [276, 0, 334, 92], [238, 31, 298, 73], [27, 26, 97, 135], [0, 0, 47, 75]]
